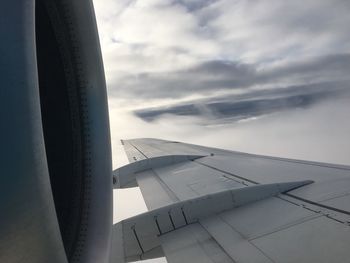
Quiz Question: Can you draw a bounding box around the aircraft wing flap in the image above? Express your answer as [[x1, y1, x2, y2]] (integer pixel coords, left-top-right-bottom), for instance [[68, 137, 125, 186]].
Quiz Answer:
[[200, 197, 350, 263], [199, 196, 319, 263], [249, 216, 350, 263], [136, 170, 178, 210], [200, 216, 274, 263], [159, 223, 234, 263]]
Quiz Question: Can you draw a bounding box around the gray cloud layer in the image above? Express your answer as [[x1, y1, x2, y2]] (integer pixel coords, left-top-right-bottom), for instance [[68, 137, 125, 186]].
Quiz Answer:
[[134, 81, 350, 123], [110, 53, 350, 101], [94, 0, 350, 106]]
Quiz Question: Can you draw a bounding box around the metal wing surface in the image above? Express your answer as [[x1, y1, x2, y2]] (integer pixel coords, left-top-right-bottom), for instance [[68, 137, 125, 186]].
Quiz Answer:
[[111, 138, 350, 263]]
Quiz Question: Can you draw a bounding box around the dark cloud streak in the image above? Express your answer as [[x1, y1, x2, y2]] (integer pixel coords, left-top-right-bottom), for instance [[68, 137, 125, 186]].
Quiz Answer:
[[134, 81, 350, 123]]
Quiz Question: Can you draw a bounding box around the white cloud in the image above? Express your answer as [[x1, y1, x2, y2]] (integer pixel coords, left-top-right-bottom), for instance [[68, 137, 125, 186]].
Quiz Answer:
[[95, 0, 219, 80], [205, 0, 350, 63]]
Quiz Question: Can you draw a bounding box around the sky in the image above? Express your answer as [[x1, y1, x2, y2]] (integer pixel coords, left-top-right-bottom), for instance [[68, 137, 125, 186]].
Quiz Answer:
[[92, 1, 350, 262]]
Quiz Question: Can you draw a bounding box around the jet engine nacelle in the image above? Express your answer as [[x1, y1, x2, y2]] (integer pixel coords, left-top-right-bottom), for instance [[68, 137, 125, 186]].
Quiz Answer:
[[0, 1, 112, 262]]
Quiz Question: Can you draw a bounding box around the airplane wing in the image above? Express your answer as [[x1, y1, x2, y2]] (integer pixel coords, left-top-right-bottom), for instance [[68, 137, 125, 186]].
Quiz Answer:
[[111, 138, 350, 263]]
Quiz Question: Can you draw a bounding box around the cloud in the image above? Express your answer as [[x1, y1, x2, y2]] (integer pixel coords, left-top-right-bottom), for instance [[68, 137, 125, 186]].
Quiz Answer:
[[94, 0, 350, 107], [93, 0, 350, 166], [94, 0, 219, 78], [134, 81, 350, 123], [107, 53, 350, 104], [203, 0, 350, 62]]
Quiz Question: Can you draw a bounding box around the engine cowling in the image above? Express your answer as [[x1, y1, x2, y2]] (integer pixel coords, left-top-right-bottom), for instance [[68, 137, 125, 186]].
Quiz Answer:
[[0, 0, 112, 262]]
